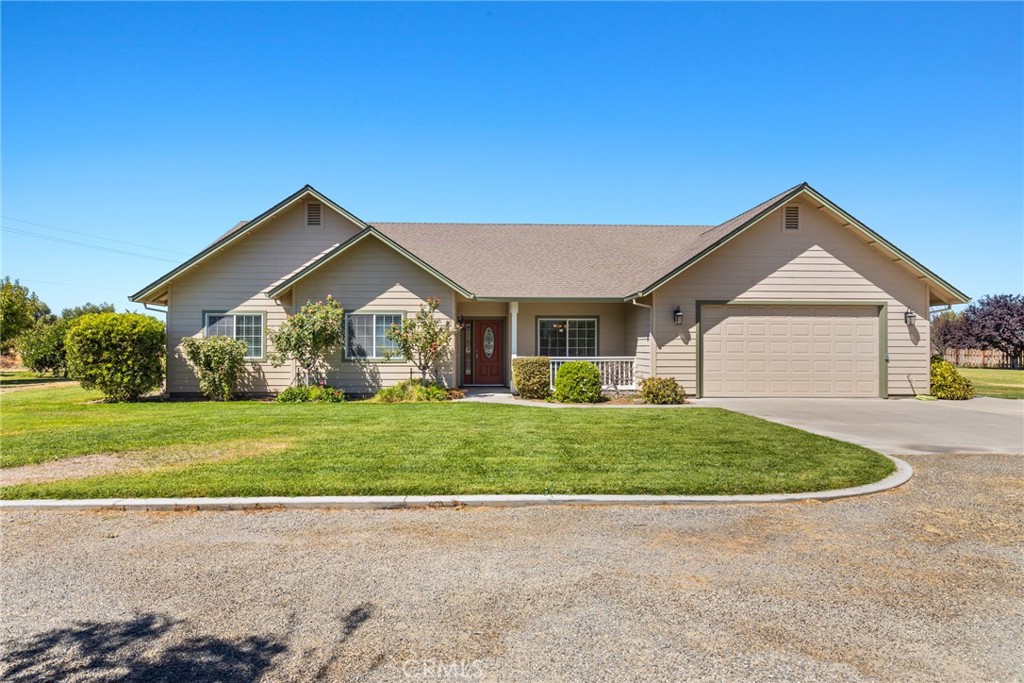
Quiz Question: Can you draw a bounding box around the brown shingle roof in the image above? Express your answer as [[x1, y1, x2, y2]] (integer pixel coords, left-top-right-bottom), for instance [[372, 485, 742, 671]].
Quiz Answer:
[[370, 222, 713, 298]]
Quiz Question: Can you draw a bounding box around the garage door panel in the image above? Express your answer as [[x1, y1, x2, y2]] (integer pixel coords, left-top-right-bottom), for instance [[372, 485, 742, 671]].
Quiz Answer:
[[702, 304, 879, 397]]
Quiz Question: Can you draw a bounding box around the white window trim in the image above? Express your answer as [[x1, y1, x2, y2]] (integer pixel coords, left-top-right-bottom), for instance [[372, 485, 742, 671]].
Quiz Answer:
[[344, 311, 405, 360], [203, 312, 264, 360], [537, 317, 599, 357]]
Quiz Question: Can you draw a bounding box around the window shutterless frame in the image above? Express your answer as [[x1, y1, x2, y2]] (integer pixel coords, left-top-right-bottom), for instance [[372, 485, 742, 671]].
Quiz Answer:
[[536, 317, 598, 357], [344, 311, 404, 360], [202, 311, 266, 360]]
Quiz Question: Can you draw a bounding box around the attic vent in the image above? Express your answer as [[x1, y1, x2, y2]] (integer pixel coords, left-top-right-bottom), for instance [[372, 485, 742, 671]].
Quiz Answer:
[[784, 205, 800, 230], [306, 202, 322, 227]]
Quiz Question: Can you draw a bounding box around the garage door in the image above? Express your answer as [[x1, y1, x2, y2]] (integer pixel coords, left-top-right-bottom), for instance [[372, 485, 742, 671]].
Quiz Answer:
[[702, 304, 879, 397]]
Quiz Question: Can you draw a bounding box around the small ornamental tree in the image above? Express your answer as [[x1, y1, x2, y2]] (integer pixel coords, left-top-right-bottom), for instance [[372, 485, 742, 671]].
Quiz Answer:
[[180, 336, 248, 401], [65, 312, 166, 401], [268, 296, 346, 386], [383, 297, 461, 383], [962, 294, 1024, 369]]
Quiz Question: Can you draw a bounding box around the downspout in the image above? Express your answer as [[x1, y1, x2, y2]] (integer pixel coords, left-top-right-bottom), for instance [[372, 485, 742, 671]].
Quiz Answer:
[[631, 298, 654, 378]]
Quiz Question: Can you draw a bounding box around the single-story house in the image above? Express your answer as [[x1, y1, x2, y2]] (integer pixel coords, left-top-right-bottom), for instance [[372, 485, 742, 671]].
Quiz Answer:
[[130, 183, 968, 398]]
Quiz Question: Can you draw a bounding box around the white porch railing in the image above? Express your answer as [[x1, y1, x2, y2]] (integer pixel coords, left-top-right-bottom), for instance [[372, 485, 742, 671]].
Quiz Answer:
[[549, 357, 636, 391]]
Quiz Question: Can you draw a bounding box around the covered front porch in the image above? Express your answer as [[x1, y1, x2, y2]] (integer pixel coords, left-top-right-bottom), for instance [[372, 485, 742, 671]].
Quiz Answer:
[[454, 297, 654, 391]]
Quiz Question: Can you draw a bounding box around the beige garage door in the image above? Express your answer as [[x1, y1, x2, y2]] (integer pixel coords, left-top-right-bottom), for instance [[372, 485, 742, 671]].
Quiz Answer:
[[702, 304, 879, 397]]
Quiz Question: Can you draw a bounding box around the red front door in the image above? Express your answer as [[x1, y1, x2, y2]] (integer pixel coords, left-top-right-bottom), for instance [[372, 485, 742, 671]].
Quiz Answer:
[[472, 320, 504, 385]]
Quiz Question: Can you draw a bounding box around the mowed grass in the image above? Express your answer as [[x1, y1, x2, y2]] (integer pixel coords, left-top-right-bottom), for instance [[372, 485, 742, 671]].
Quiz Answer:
[[0, 386, 894, 499], [958, 367, 1024, 399]]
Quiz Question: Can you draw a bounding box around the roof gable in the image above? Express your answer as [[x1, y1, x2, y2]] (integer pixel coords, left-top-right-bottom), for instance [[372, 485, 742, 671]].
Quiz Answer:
[[629, 183, 969, 305], [129, 185, 367, 304], [267, 228, 475, 300]]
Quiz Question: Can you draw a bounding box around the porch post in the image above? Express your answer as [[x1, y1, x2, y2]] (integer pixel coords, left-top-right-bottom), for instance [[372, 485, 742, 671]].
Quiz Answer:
[[509, 301, 519, 390]]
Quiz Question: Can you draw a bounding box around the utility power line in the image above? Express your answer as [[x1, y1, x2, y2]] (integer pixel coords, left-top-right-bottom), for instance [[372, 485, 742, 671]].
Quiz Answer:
[[2, 226, 179, 262], [2, 215, 190, 256]]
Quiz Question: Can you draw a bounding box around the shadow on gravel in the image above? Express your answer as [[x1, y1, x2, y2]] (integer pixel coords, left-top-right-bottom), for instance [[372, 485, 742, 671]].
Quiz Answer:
[[0, 609, 360, 682]]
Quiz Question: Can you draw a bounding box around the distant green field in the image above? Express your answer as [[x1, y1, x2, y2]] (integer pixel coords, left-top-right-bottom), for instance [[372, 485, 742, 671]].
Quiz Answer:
[[957, 367, 1024, 399]]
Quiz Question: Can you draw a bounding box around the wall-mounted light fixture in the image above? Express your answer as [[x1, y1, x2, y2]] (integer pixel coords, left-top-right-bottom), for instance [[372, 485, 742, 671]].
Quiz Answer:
[[457, 315, 465, 327], [904, 308, 916, 326], [673, 306, 684, 325]]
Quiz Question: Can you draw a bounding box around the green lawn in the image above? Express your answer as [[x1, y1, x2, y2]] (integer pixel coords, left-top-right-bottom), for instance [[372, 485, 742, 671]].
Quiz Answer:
[[0, 386, 894, 499], [958, 367, 1024, 399]]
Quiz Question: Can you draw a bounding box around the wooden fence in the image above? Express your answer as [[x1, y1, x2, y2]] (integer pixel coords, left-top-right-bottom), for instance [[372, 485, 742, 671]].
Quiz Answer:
[[943, 348, 1023, 369]]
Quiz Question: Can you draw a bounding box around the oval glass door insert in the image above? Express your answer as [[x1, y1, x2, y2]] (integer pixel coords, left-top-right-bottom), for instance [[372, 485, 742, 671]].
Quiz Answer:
[[483, 327, 495, 358]]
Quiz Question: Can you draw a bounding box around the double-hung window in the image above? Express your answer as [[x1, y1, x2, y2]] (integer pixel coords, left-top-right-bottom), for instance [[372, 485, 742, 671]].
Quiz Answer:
[[204, 312, 264, 359], [346, 312, 402, 359], [537, 318, 597, 357]]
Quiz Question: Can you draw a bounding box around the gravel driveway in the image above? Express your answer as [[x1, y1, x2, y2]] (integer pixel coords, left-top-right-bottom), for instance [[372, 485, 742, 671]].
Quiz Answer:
[[2, 454, 1021, 682]]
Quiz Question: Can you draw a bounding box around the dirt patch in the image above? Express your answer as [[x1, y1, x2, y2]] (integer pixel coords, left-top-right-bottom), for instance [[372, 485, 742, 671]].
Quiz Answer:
[[0, 380, 76, 394], [0, 439, 293, 487]]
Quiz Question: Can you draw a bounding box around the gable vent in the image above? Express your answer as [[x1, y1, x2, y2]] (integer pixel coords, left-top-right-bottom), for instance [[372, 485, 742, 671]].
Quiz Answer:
[[784, 205, 800, 230], [306, 202, 322, 227]]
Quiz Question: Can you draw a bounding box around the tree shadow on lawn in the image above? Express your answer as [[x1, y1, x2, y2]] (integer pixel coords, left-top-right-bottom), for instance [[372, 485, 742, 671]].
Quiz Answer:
[[1, 604, 376, 683]]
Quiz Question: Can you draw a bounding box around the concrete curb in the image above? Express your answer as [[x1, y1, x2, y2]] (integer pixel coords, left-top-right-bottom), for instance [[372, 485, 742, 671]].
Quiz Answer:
[[0, 456, 912, 512]]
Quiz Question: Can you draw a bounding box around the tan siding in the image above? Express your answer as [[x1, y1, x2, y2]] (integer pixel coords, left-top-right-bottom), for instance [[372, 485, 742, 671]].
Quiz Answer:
[[653, 198, 930, 396], [166, 202, 362, 394], [292, 237, 457, 394], [625, 302, 651, 379]]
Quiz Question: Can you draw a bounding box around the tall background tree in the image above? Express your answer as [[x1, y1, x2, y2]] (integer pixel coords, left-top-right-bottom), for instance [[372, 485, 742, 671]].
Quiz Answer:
[[962, 294, 1024, 369], [0, 277, 49, 355], [18, 302, 117, 375]]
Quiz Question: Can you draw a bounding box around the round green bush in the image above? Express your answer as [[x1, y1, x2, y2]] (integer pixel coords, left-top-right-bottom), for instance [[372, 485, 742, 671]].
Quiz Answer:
[[930, 357, 974, 400], [638, 376, 687, 404], [512, 356, 551, 399], [552, 361, 602, 403], [180, 335, 248, 401], [65, 313, 166, 402]]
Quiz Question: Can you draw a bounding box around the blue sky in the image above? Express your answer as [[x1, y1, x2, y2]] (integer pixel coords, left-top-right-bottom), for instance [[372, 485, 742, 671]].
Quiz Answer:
[[3, 2, 1021, 315]]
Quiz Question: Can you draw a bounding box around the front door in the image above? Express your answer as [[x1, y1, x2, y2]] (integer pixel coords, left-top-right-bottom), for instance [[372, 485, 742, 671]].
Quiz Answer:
[[472, 319, 505, 385]]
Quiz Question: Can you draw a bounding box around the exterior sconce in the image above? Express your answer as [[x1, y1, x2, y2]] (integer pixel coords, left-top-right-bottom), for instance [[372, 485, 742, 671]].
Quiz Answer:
[[904, 308, 916, 326], [457, 315, 465, 326], [673, 306, 684, 325]]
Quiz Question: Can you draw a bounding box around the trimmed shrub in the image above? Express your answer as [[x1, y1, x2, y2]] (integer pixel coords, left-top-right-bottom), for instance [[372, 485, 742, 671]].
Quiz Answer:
[[374, 378, 451, 403], [638, 376, 687, 404], [18, 318, 70, 375], [65, 313, 166, 401], [552, 361, 602, 404], [512, 356, 551, 399], [930, 357, 974, 400], [276, 384, 345, 403], [180, 336, 248, 401]]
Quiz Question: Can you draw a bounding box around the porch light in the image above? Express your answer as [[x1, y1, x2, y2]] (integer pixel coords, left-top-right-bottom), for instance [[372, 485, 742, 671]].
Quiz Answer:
[[904, 308, 916, 326], [457, 315, 465, 326], [673, 306, 684, 325]]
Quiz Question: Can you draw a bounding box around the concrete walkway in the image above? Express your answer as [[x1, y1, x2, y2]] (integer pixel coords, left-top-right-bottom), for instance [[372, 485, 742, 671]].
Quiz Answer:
[[697, 396, 1023, 455]]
